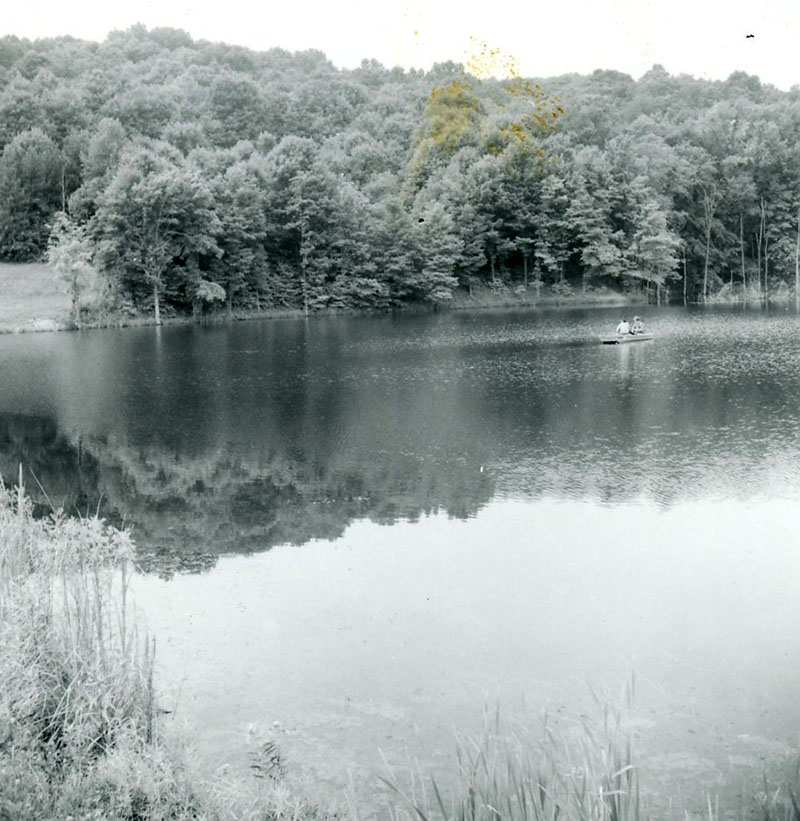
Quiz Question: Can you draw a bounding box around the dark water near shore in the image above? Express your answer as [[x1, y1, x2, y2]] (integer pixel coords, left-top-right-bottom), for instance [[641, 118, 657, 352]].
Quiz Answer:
[[2, 304, 800, 808]]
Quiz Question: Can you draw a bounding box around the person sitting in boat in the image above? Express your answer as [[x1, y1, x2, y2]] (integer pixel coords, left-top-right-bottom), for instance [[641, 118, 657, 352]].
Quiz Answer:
[[631, 316, 645, 334], [616, 318, 631, 335]]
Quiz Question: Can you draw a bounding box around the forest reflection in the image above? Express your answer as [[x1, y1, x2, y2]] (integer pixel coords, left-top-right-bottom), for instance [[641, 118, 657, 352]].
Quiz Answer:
[[0, 410, 495, 575], [3, 307, 800, 574]]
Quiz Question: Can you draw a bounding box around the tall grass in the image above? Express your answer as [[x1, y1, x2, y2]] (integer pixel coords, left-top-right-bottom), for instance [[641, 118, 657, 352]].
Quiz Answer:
[[0, 469, 204, 819], [379, 682, 642, 821], [0, 471, 341, 820], [742, 759, 800, 821], [378, 681, 800, 821]]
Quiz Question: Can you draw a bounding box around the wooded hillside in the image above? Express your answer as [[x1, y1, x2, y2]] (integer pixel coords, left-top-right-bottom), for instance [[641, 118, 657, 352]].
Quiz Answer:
[[1, 26, 798, 318]]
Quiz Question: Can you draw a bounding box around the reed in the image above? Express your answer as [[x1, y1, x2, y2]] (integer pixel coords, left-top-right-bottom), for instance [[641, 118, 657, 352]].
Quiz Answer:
[[379, 686, 800, 821], [0, 472, 340, 820], [0, 469, 203, 818], [379, 680, 642, 821]]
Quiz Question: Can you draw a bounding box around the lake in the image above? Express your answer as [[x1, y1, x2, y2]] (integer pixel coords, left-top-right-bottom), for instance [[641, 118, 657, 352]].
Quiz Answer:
[[2, 304, 800, 811]]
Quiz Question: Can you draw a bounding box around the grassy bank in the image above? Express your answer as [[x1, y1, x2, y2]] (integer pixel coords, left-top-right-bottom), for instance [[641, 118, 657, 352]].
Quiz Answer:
[[0, 472, 203, 818], [0, 263, 72, 332], [0, 475, 333, 820]]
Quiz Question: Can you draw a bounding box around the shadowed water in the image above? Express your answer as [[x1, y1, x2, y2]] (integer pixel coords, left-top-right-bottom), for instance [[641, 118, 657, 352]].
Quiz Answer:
[[1, 303, 800, 808]]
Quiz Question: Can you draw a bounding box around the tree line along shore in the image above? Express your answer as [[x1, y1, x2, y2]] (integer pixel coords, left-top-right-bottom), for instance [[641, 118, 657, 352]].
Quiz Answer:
[[1, 27, 799, 328], [0, 260, 637, 335]]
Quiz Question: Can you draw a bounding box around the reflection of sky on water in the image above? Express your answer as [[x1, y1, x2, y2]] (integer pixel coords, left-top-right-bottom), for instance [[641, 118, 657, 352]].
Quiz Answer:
[[132, 497, 800, 804]]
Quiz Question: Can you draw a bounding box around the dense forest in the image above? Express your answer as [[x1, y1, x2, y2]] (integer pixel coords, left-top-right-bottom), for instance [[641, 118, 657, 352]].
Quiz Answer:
[[1, 25, 800, 320]]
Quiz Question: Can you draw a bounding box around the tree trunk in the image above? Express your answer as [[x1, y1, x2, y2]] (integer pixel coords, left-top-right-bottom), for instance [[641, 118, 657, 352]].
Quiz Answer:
[[153, 282, 161, 325], [758, 197, 766, 298], [739, 213, 746, 297], [490, 254, 496, 284], [764, 233, 769, 302], [755, 231, 762, 293], [682, 246, 688, 305], [523, 253, 528, 288], [701, 186, 716, 301], [227, 292, 233, 320], [795, 208, 800, 307]]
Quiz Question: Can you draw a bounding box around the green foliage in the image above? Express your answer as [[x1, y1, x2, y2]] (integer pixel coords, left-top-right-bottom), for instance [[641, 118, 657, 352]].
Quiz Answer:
[[0, 128, 64, 260], [91, 141, 221, 320], [195, 279, 226, 304], [427, 79, 485, 155], [47, 212, 109, 324], [631, 192, 681, 289], [4, 26, 800, 310]]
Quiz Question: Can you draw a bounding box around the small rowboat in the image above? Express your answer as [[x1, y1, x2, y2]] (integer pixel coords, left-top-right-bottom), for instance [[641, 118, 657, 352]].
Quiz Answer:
[[599, 332, 654, 344]]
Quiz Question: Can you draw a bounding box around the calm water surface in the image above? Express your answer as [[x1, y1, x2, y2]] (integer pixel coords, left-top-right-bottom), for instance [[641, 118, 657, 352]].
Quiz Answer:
[[2, 304, 800, 807]]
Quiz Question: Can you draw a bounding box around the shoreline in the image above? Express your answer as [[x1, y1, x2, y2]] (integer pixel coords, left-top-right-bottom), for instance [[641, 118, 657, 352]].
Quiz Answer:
[[3, 260, 788, 338], [0, 289, 649, 337], [2, 292, 791, 339]]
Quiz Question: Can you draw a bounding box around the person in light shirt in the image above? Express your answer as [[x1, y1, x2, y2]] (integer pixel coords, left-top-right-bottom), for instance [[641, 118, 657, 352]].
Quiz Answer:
[[631, 316, 645, 334], [615, 318, 631, 335]]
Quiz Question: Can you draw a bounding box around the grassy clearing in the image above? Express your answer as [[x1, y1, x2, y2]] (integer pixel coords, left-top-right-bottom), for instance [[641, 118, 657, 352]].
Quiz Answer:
[[0, 262, 71, 331]]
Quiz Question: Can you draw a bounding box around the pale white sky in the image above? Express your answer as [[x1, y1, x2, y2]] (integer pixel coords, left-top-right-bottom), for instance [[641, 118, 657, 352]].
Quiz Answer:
[[3, 0, 799, 89]]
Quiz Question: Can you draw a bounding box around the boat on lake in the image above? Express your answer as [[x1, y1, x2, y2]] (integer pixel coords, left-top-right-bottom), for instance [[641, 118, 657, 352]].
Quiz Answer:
[[599, 332, 655, 344]]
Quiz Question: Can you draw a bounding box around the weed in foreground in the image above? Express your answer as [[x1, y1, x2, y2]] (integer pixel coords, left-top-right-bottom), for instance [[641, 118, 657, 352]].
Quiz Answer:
[[378, 682, 642, 821], [0, 472, 340, 820], [0, 471, 207, 818]]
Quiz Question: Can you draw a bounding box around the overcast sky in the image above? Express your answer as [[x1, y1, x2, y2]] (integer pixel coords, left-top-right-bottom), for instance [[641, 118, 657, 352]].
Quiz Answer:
[[3, 0, 799, 89]]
